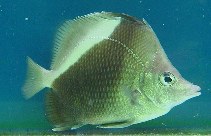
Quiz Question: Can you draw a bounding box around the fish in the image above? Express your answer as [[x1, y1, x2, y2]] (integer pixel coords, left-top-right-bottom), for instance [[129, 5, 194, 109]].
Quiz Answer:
[[22, 12, 201, 131]]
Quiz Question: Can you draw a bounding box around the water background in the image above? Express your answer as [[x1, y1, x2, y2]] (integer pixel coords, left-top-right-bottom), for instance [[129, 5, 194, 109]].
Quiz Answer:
[[0, 0, 210, 134]]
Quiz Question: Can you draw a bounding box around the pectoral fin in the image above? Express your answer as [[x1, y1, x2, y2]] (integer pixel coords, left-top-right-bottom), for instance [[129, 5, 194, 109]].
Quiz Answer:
[[97, 120, 133, 128]]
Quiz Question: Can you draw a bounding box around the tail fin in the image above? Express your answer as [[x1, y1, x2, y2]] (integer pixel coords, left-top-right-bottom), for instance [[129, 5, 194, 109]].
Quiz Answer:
[[22, 57, 51, 99]]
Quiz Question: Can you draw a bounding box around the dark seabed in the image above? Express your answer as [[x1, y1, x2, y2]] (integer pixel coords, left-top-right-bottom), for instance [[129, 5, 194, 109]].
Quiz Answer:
[[0, 0, 210, 135]]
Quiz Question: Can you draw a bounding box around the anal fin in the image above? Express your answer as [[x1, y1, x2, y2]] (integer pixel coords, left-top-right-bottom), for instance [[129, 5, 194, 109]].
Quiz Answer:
[[46, 90, 64, 126], [46, 89, 84, 131]]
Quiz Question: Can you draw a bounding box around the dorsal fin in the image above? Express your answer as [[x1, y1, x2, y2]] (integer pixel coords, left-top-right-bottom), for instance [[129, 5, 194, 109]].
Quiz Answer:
[[51, 12, 122, 71]]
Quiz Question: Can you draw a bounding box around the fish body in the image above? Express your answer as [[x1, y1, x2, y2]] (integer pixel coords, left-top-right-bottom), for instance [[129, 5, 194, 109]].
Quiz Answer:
[[22, 12, 201, 131]]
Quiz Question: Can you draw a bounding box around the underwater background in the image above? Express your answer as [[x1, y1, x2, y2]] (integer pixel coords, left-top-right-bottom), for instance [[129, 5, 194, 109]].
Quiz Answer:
[[0, 0, 210, 135]]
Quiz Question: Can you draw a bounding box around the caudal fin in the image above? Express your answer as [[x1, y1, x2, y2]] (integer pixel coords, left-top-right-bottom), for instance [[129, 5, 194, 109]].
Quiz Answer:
[[22, 57, 51, 99]]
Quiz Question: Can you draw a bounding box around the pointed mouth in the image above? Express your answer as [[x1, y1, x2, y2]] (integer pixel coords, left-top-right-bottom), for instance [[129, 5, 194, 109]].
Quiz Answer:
[[169, 83, 201, 109], [188, 84, 201, 97]]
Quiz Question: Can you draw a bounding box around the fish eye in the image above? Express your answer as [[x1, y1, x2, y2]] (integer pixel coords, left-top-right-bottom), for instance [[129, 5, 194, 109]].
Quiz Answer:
[[159, 72, 176, 86]]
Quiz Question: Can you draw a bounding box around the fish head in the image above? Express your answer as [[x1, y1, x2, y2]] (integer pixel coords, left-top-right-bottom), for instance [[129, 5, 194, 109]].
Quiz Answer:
[[140, 48, 201, 110]]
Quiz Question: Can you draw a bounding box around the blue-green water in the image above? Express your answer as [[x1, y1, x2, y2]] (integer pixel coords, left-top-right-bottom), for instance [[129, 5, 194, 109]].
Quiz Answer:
[[0, 0, 210, 135]]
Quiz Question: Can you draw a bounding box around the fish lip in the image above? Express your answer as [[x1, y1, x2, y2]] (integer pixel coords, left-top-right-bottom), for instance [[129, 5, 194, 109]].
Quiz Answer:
[[192, 84, 201, 92], [188, 84, 201, 97], [192, 91, 201, 97]]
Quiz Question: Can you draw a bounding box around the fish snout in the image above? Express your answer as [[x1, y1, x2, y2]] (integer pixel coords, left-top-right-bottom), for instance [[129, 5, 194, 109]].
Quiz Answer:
[[186, 83, 201, 97]]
